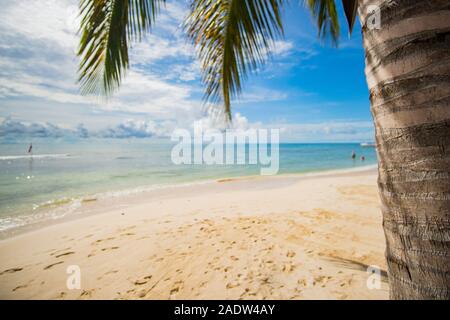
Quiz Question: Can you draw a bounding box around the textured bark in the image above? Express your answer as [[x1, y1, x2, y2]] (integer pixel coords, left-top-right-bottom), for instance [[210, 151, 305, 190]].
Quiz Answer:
[[359, 0, 450, 299]]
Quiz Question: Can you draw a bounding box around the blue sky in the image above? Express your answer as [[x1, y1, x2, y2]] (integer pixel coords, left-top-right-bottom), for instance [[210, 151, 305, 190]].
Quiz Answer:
[[0, 0, 374, 142]]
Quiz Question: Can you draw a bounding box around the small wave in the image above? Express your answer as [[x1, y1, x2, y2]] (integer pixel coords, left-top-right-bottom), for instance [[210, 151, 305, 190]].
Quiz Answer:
[[0, 164, 378, 236], [32, 197, 75, 210], [0, 154, 71, 161], [0, 198, 82, 233], [93, 179, 217, 199]]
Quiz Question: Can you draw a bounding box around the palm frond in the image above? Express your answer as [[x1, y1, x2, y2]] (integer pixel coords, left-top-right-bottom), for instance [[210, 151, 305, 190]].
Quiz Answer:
[[186, 0, 285, 121], [78, 0, 165, 95], [342, 0, 358, 34], [305, 0, 340, 45]]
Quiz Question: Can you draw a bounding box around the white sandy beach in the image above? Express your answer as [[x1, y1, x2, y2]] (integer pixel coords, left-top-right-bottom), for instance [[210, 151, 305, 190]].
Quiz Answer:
[[0, 168, 389, 299]]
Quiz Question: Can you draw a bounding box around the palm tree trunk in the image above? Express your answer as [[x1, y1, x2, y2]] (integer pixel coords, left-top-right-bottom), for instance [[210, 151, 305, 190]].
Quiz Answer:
[[359, 0, 450, 299]]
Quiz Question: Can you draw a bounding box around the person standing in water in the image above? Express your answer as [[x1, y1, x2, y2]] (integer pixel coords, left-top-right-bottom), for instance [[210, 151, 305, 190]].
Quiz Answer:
[[28, 143, 33, 155], [351, 150, 356, 160]]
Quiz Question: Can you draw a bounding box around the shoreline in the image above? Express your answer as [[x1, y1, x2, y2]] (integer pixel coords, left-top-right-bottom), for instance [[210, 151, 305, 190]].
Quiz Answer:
[[1, 164, 378, 240], [0, 166, 388, 300]]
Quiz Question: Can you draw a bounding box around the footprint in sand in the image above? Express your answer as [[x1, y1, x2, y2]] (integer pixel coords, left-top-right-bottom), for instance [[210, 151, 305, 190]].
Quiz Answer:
[[297, 279, 308, 287], [80, 289, 95, 298], [12, 284, 28, 292], [101, 246, 119, 251], [313, 275, 332, 287], [49, 247, 71, 255], [55, 251, 75, 258], [134, 275, 152, 285], [121, 232, 135, 237], [170, 281, 184, 296], [92, 237, 115, 245], [226, 282, 239, 289], [286, 250, 296, 258], [0, 267, 23, 276], [97, 270, 119, 280], [44, 261, 64, 270], [282, 263, 295, 273], [137, 289, 148, 298]]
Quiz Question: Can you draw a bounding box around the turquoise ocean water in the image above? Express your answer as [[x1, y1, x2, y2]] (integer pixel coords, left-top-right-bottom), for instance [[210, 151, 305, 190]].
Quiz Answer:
[[0, 139, 377, 234]]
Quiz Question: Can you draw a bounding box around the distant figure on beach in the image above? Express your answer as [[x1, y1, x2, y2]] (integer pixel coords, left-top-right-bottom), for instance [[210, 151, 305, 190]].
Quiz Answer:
[[361, 155, 365, 161], [28, 143, 33, 154], [351, 150, 356, 160]]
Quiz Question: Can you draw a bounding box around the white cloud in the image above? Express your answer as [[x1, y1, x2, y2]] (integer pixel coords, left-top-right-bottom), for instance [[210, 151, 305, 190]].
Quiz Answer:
[[0, 0, 78, 50], [98, 119, 174, 139], [0, 0, 370, 143], [195, 112, 252, 132], [270, 40, 295, 56], [234, 87, 288, 104], [0, 113, 253, 140], [0, 117, 174, 139], [131, 34, 194, 65], [0, 117, 76, 138], [0, 0, 204, 125]]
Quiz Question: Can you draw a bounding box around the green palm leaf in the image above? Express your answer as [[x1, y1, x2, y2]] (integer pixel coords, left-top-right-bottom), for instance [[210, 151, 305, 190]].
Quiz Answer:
[[342, 0, 358, 34], [305, 0, 340, 44], [77, 0, 356, 122], [186, 0, 285, 121], [78, 0, 165, 95]]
